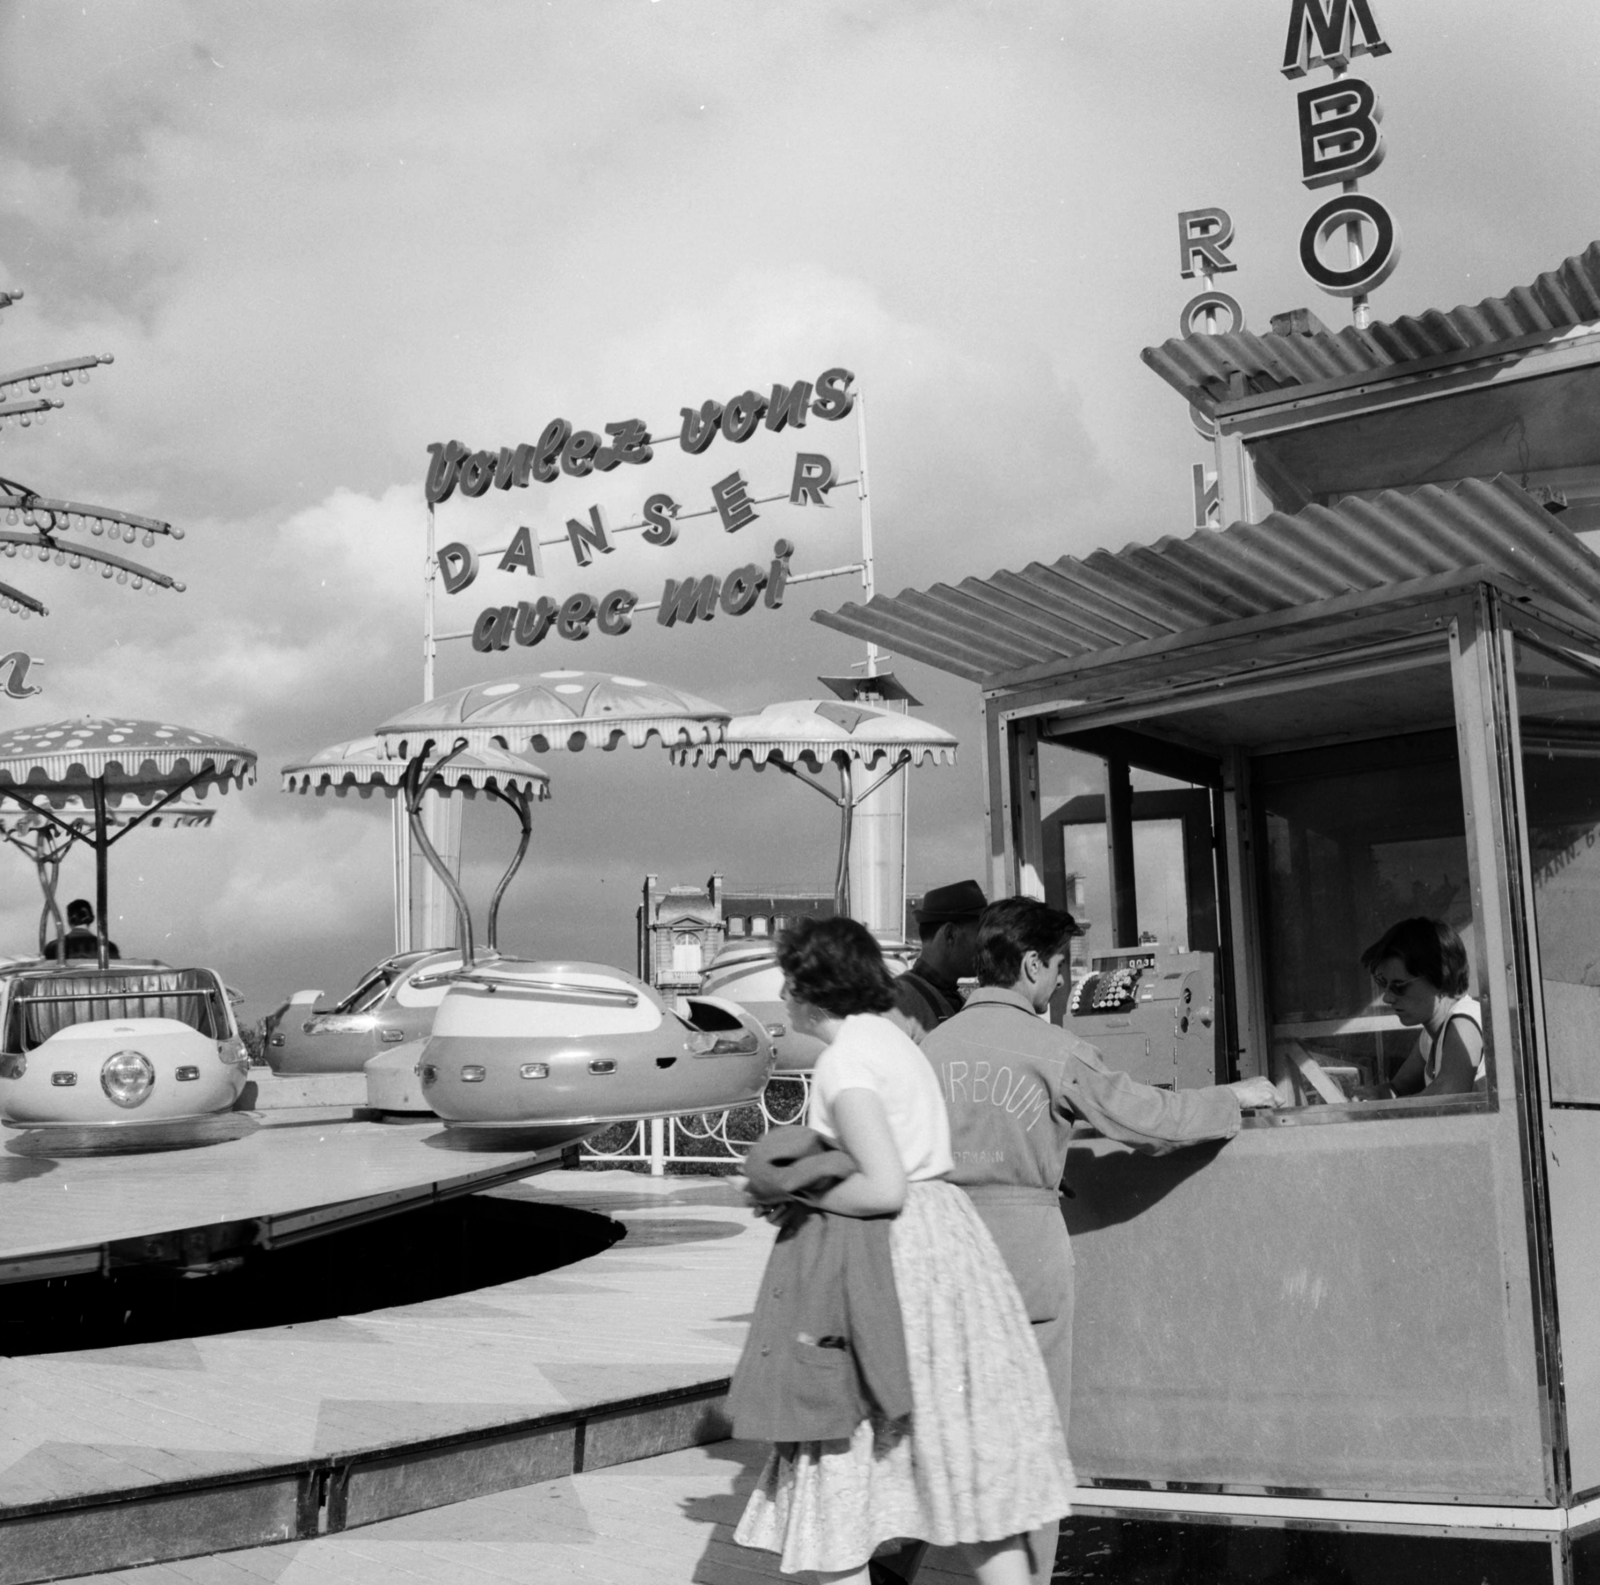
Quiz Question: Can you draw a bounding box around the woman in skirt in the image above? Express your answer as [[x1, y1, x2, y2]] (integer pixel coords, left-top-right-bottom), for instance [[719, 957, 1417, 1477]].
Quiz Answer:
[[734, 916, 1074, 1584]]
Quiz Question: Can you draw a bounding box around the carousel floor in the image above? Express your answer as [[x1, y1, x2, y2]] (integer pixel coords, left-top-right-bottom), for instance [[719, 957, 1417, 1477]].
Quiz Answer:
[[0, 1106, 576, 1280], [0, 1170, 773, 1585]]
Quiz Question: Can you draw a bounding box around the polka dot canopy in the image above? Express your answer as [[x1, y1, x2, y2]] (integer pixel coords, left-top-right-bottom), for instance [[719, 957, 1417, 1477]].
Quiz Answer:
[[0, 717, 256, 807]]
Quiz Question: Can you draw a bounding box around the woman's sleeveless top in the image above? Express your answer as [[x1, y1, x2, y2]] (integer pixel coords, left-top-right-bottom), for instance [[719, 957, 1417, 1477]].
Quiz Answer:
[[1418, 994, 1484, 1088]]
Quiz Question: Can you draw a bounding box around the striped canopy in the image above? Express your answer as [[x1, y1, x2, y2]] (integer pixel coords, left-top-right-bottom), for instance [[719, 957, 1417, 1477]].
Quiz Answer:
[[282, 735, 550, 800], [0, 717, 256, 808], [377, 670, 730, 757], [673, 698, 957, 774]]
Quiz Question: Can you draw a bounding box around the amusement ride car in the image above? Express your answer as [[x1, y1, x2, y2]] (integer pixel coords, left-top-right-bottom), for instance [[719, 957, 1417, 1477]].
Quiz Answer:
[[261, 947, 460, 1075], [0, 959, 249, 1134], [0, 718, 257, 1143], [286, 673, 775, 1130]]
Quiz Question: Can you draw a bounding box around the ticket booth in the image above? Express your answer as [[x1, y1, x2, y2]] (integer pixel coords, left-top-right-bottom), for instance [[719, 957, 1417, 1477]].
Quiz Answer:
[[819, 250, 1600, 1581]]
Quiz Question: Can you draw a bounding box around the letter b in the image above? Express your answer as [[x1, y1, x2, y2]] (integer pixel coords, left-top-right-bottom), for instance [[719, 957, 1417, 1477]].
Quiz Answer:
[[1297, 79, 1384, 189]]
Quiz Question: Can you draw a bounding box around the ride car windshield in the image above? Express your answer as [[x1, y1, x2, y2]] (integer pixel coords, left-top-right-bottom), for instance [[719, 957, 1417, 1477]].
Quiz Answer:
[[3, 968, 231, 1053]]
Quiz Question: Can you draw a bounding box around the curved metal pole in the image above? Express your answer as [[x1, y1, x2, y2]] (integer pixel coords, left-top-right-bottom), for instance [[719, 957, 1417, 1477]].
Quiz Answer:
[[93, 779, 110, 970], [37, 838, 66, 957], [834, 758, 854, 918], [402, 741, 475, 967], [483, 783, 533, 954]]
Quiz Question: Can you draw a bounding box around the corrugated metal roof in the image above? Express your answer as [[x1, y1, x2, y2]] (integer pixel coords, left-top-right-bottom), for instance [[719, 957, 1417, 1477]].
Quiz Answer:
[[1143, 241, 1600, 412], [813, 476, 1600, 689]]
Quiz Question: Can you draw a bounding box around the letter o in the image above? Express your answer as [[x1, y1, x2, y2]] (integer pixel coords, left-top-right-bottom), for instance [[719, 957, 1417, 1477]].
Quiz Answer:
[[719, 564, 765, 616], [1178, 291, 1245, 337], [457, 451, 495, 497], [721, 390, 767, 442], [1298, 193, 1401, 297]]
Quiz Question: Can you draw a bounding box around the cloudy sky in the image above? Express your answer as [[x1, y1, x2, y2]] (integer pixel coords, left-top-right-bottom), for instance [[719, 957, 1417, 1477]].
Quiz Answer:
[[0, 0, 1593, 1017]]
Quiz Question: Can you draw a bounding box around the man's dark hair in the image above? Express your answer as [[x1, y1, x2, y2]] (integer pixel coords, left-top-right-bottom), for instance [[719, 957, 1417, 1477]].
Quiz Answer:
[[976, 898, 1077, 987], [1359, 917, 1469, 997], [777, 916, 897, 1018], [66, 899, 94, 928]]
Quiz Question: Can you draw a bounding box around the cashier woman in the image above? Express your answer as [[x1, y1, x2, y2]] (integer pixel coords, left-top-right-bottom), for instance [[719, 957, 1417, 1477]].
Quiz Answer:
[[1355, 916, 1484, 1098]]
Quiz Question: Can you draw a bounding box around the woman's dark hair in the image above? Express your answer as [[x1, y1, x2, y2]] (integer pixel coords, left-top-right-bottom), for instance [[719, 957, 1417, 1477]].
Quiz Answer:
[[1360, 917, 1469, 996], [776, 916, 897, 1018], [976, 898, 1078, 988]]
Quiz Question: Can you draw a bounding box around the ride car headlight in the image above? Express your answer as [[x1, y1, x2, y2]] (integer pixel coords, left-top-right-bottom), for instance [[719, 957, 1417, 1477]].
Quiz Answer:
[[101, 1050, 156, 1108], [519, 1062, 549, 1080], [459, 1065, 486, 1082]]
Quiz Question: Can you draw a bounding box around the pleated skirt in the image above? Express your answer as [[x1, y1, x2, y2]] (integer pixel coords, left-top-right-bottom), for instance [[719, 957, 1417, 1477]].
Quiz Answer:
[[733, 1178, 1074, 1575]]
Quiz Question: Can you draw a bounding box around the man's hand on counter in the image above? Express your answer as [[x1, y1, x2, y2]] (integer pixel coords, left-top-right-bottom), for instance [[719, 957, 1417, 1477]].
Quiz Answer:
[[1228, 1076, 1281, 1110]]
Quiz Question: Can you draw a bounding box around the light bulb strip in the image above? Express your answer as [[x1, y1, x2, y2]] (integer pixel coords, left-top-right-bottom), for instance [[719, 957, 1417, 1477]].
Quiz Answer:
[[0, 577, 46, 616], [0, 493, 178, 538], [0, 354, 111, 397], [0, 398, 62, 418], [0, 531, 184, 590]]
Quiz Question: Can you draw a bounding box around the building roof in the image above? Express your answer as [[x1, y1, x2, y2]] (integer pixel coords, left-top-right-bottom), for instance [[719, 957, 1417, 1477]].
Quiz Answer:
[[1143, 242, 1600, 413], [812, 475, 1600, 690]]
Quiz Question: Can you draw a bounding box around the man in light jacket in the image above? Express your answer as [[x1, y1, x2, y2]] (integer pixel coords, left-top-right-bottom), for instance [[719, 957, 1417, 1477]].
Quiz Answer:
[[917, 897, 1277, 1585]]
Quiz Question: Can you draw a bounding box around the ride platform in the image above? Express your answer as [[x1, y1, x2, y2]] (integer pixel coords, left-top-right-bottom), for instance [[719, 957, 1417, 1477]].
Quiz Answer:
[[0, 1102, 580, 1285], [0, 1169, 772, 1585]]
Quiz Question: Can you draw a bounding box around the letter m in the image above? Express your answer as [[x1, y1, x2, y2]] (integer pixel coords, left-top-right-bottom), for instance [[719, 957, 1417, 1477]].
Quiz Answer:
[[1281, 0, 1389, 79], [656, 573, 721, 627]]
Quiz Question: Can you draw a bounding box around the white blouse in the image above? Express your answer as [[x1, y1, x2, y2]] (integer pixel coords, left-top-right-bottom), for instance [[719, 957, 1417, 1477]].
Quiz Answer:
[[808, 1012, 953, 1182]]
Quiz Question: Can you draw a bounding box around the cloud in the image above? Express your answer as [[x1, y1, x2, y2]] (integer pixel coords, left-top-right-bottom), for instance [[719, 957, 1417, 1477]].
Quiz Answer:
[[0, 0, 1595, 1019]]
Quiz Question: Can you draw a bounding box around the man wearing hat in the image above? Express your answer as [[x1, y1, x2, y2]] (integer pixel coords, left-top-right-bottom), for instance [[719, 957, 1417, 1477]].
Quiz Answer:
[[890, 878, 987, 1040]]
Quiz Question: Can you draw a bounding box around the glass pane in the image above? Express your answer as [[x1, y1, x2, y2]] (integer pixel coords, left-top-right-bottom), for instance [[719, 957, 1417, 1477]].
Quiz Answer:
[[336, 975, 389, 1015], [1256, 726, 1482, 1105], [1038, 744, 1204, 964], [1515, 638, 1600, 1104]]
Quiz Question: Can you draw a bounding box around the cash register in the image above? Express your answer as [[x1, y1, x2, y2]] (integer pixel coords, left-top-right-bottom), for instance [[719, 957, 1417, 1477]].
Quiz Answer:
[[1061, 946, 1217, 1090]]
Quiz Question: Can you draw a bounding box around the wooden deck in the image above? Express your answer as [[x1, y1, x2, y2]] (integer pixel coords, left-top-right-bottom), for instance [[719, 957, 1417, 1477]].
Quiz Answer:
[[61, 1440, 975, 1585]]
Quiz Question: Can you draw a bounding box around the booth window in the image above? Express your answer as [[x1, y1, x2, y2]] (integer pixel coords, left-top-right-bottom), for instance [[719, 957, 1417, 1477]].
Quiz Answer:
[[1254, 727, 1487, 1109], [1516, 638, 1600, 1106], [1039, 734, 1230, 1092]]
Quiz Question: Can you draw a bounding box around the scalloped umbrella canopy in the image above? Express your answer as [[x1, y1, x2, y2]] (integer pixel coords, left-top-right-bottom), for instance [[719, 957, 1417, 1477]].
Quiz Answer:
[[282, 735, 551, 801], [0, 717, 255, 967], [0, 717, 256, 807], [673, 699, 958, 773], [376, 670, 730, 757]]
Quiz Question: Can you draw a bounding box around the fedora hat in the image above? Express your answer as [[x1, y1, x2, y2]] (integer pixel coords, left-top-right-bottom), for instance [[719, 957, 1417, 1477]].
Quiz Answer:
[[916, 879, 988, 926]]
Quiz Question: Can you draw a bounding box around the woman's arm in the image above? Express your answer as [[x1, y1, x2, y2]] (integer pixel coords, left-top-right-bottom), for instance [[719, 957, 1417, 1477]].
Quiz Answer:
[[811, 1086, 907, 1219], [1353, 1043, 1424, 1101], [1422, 1016, 1482, 1097]]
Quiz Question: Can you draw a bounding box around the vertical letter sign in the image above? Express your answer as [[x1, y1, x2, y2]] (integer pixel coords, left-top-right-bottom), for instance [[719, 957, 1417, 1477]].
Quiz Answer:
[[1282, 0, 1399, 305]]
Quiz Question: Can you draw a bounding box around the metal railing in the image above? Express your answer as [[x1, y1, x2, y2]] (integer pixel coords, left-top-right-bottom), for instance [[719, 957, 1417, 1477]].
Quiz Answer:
[[579, 1074, 811, 1174]]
